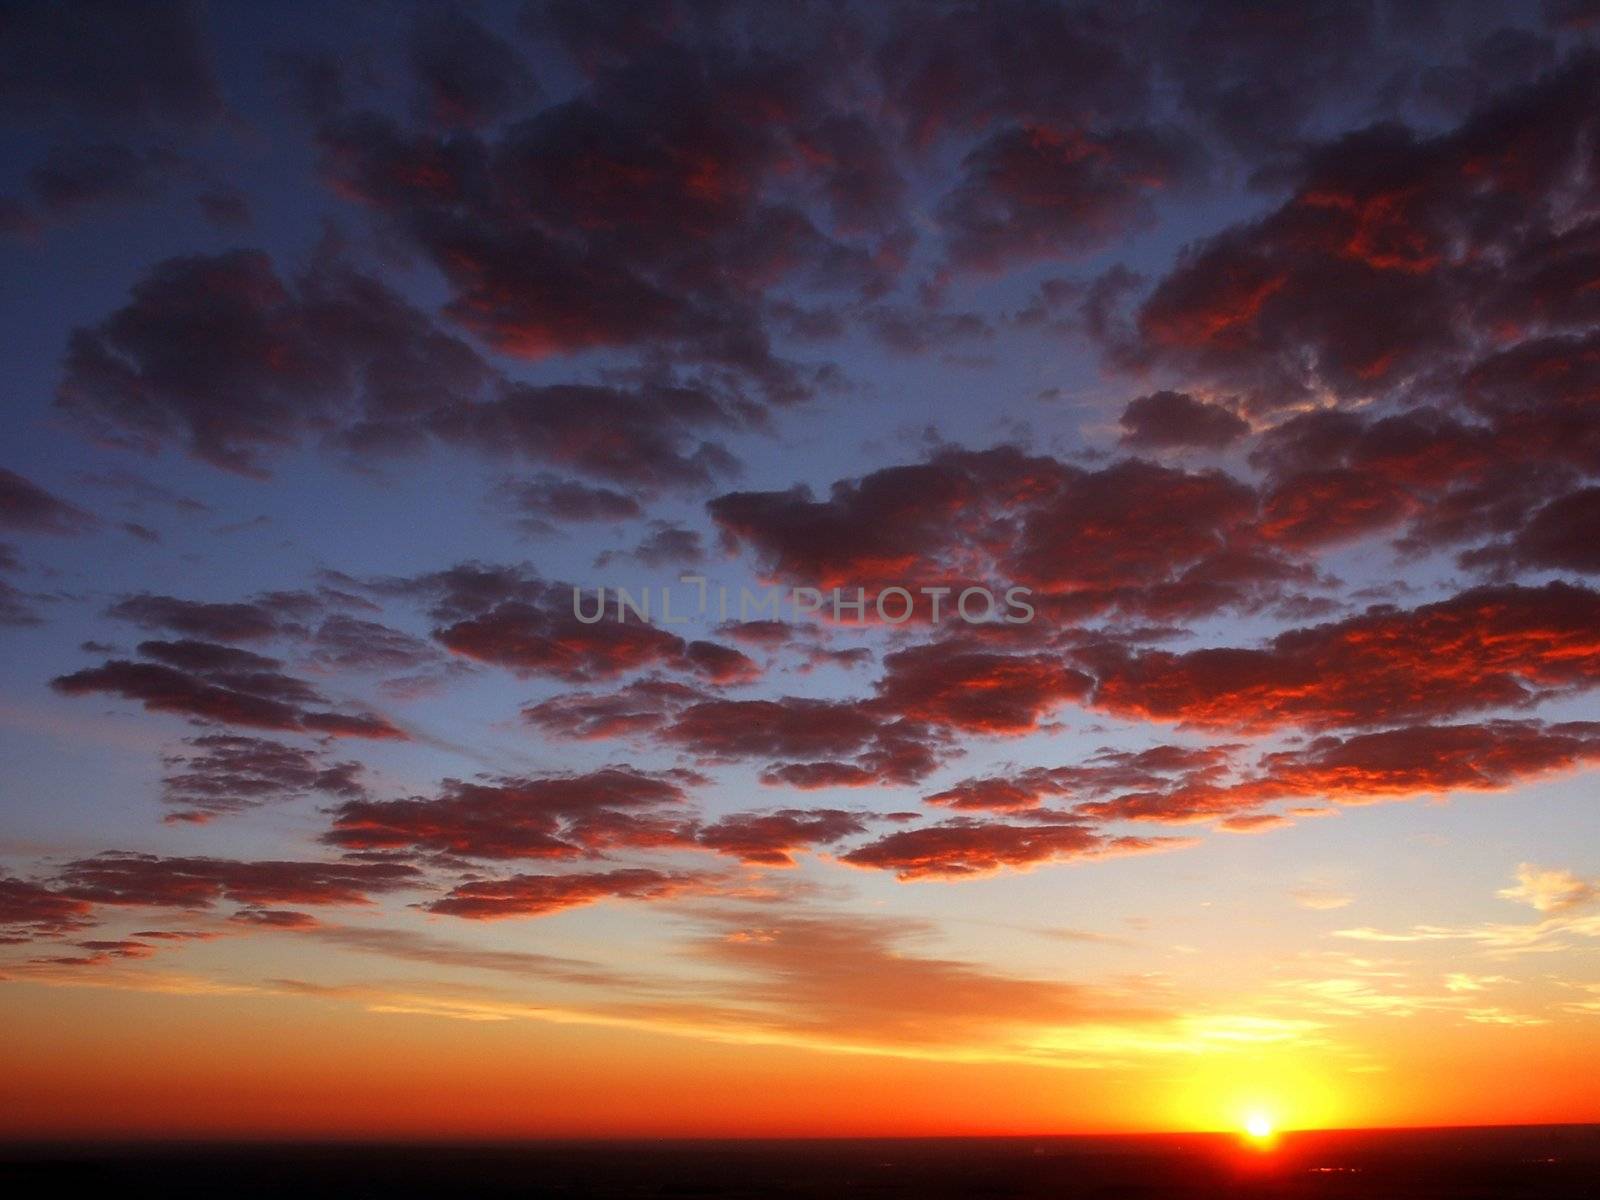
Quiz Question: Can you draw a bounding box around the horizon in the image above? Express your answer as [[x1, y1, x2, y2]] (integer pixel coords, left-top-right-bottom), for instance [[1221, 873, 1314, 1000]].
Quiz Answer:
[[2, 0, 1599, 1167]]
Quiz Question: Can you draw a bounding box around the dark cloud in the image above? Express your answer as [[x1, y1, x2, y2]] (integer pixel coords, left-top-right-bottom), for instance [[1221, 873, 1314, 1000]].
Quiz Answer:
[[1118, 390, 1249, 449], [324, 766, 698, 861], [57, 250, 494, 476], [499, 476, 643, 534], [53, 640, 406, 741], [875, 0, 1146, 147], [316, 36, 867, 405], [425, 867, 717, 919], [27, 141, 177, 218], [408, 8, 537, 128], [384, 566, 756, 683], [436, 596, 754, 683], [0, 467, 96, 534], [161, 733, 365, 824], [522, 677, 707, 740], [108, 594, 287, 642], [710, 447, 1301, 619], [52, 852, 421, 909], [1247, 719, 1600, 805], [1462, 486, 1600, 574], [427, 381, 742, 489], [594, 521, 706, 568], [937, 122, 1193, 275], [197, 186, 250, 229], [306, 615, 443, 675], [0, 579, 41, 627], [660, 696, 943, 784], [1149, 0, 1383, 159]]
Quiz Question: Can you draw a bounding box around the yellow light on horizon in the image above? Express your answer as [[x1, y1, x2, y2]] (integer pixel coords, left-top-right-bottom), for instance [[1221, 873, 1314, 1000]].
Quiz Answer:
[[1244, 1111, 1274, 1141]]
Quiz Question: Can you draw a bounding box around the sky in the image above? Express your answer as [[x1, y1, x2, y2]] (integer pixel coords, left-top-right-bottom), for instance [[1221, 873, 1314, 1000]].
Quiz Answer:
[[1, 0, 1599, 1140]]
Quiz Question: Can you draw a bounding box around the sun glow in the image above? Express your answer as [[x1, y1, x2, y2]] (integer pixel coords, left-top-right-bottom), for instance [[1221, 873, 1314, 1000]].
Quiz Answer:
[[1244, 1111, 1274, 1141]]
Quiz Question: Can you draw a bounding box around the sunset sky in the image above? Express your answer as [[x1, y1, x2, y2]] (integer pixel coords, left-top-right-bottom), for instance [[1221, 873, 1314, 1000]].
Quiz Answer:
[[2, 0, 1598, 1140]]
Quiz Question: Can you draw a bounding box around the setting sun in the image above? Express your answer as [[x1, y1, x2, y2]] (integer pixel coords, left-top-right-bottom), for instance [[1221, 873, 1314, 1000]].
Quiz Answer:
[[1244, 1113, 1274, 1141]]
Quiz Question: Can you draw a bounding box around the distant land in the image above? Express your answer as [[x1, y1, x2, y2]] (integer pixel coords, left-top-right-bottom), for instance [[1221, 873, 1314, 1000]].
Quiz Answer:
[[3, 1124, 1597, 1198]]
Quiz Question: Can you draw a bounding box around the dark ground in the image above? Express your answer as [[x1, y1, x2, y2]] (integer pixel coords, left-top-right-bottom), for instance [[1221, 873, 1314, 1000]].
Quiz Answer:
[[2, 1125, 1597, 1198]]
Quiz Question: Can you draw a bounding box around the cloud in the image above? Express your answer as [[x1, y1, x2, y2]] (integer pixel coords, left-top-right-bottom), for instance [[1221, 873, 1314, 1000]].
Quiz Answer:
[[315, 31, 872, 404], [1497, 863, 1599, 914], [709, 447, 1300, 618], [1334, 863, 1600, 955], [323, 766, 698, 861], [374, 562, 761, 683], [0, 877, 97, 944], [926, 745, 1233, 812], [425, 868, 717, 920], [0, 467, 97, 534], [876, 0, 1147, 147], [57, 250, 494, 476], [52, 642, 407, 741], [498, 476, 643, 534], [1291, 887, 1355, 911], [25, 141, 178, 220], [693, 808, 873, 866], [522, 677, 707, 740], [876, 639, 1092, 733], [660, 696, 944, 784], [840, 820, 1192, 880], [936, 122, 1193, 276], [160, 733, 365, 824], [407, 7, 537, 128], [1118, 390, 1248, 449], [427, 381, 742, 489], [1080, 582, 1600, 730], [1073, 719, 1600, 827], [311, 925, 630, 988], [229, 908, 321, 930], [1117, 56, 1600, 408], [51, 852, 422, 909], [107, 591, 326, 642], [436, 596, 755, 684], [1463, 486, 1600, 574], [593, 521, 705, 569], [305, 615, 447, 675]]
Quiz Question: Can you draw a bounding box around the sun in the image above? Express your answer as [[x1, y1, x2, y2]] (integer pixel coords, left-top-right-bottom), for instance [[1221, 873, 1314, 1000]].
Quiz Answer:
[[1244, 1112, 1274, 1141]]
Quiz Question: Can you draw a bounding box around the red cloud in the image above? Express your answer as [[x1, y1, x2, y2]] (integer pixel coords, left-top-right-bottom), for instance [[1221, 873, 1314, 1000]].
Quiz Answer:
[[324, 766, 696, 861], [840, 820, 1188, 880], [1074, 720, 1600, 826], [1081, 582, 1600, 730], [425, 868, 716, 919], [709, 448, 1301, 619], [0, 877, 97, 943], [876, 640, 1093, 733], [694, 808, 873, 866]]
